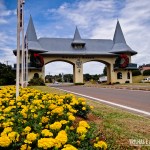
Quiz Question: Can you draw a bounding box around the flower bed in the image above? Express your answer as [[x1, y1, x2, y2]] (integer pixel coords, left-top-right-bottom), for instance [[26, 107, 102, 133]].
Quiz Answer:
[[0, 86, 107, 150]]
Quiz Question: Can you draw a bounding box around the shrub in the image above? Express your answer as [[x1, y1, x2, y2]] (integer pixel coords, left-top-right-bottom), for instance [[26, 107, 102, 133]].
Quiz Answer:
[[143, 70, 150, 76], [74, 83, 85, 85], [28, 77, 45, 86], [132, 70, 141, 76]]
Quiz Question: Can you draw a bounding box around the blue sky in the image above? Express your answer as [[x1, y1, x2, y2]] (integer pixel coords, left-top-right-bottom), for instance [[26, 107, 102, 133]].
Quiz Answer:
[[0, 0, 150, 75]]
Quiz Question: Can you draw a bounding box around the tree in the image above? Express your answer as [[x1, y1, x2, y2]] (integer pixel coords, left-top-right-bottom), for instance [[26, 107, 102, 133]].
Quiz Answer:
[[132, 70, 141, 76], [103, 66, 107, 76], [143, 70, 150, 76], [0, 63, 15, 85], [83, 74, 92, 81]]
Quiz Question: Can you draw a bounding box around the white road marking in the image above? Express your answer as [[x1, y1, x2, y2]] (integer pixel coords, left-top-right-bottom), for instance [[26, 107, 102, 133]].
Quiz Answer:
[[55, 87, 150, 117], [86, 86, 150, 93]]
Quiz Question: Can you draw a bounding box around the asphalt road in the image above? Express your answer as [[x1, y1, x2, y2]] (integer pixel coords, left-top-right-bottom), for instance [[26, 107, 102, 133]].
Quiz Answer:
[[56, 86, 150, 115]]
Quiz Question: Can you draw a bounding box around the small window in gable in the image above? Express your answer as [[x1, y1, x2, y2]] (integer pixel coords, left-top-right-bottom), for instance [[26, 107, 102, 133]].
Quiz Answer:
[[72, 44, 85, 49]]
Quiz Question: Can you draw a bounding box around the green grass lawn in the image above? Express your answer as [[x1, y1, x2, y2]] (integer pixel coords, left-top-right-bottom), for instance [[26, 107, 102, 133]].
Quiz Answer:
[[133, 75, 149, 83], [31, 86, 150, 150]]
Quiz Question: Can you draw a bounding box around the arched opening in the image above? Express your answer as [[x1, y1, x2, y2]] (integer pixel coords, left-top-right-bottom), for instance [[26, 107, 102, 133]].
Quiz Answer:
[[117, 72, 122, 79], [83, 60, 110, 84], [127, 72, 130, 79], [45, 61, 73, 83], [33, 73, 39, 78]]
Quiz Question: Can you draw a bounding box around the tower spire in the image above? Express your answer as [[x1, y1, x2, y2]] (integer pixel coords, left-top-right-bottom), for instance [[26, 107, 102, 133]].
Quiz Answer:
[[26, 15, 37, 41], [113, 20, 126, 44], [72, 26, 85, 46]]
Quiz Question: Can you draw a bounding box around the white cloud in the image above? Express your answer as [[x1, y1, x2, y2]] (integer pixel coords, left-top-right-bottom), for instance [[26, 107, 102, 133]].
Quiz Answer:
[[0, 1, 16, 66], [0, 1, 16, 24]]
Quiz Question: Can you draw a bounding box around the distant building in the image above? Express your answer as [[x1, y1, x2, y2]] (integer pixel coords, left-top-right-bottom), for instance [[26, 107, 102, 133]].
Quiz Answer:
[[139, 64, 150, 74]]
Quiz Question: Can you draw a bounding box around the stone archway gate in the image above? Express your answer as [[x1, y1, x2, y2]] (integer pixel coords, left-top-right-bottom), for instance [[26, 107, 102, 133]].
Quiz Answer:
[[13, 16, 137, 84]]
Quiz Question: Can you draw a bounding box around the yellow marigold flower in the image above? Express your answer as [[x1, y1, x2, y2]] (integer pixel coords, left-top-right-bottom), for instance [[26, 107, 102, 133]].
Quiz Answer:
[[82, 102, 86, 105], [51, 106, 64, 115], [50, 122, 62, 130], [77, 126, 87, 135], [38, 138, 55, 149], [34, 114, 38, 118], [60, 120, 68, 124], [2, 121, 13, 127], [78, 97, 85, 102], [41, 116, 49, 123], [90, 105, 94, 109], [0, 136, 11, 147], [70, 126, 74, 130], [3, 107, 12, 113], [69, 108, 77, 113], [62, 144, 78, 150], [0, 116, 5, 121], [17, 102, 22, 106], [82, 107, 86, 110], [24, 126, 31, 133], [94, 141, 107, 150], [68, 115, 75, 121], [41, 129, 53, 137], [25, 133, 37, 144], [3, 127, 12, 134], [55, 130, 67, 148], [79, 121, 90, 129], [8, 132, 19, 142], [1, 132, 7, 137], [48, 104, 57, 110], [20, 144, 31, 150]]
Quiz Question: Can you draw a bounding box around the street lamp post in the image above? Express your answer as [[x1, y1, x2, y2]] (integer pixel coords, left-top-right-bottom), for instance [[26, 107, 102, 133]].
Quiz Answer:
[[16, 0, 21, 97], [21, 0, 25, 88], [16, 0, 25, 97]]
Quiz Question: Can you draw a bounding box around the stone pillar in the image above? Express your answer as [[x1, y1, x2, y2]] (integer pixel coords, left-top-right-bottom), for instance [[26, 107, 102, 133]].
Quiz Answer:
[[109, 63, 116, 84], [106, 64, 111, 84], [73, 58, 83, 83]]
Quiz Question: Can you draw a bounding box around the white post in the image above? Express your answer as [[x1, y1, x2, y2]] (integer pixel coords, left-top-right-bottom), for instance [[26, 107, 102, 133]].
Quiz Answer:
[[16, 0, 21, 97], [26, 40, 28, 87], [21, 0, 25, 87]]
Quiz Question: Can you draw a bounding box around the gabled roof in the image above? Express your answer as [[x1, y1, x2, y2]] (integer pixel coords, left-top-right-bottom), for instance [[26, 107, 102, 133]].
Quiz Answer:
[[13, 17, 137, 56], [72, 27, 85, 45], [39, 38, 114, 55], [110, 21, 137, 55], [26, 15, 37, 41]]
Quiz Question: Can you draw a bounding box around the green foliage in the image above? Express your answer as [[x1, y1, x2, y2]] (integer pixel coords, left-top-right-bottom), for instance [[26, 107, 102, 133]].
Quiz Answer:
[[84, 74, 92, 81], [132, 70, 141, 76], [103, 66, 107, 76], [74, 83, 85, 85], [143, 70, 150, 76], [28, 77, 45, 86], [0, 63, 15, 85], [74, 103, 91, 119]]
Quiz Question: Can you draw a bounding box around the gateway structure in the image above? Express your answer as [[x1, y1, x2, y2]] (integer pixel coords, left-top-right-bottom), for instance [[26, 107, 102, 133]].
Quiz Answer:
[[13, 16, 137, 84]]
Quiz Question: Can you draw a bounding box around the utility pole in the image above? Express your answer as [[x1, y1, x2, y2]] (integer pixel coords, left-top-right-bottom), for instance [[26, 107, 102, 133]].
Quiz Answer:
[[4, 61, 9, 66]]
